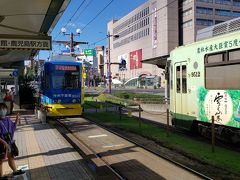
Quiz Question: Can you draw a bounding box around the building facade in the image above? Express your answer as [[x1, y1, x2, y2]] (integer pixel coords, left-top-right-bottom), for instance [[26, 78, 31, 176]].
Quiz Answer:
[[181, 0, 240, 44], [106, 0, 240, 86]]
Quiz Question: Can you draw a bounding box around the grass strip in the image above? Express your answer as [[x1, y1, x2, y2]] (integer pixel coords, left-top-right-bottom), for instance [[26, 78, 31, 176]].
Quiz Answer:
[[84, 96, 113, 109], [113, 91, 164, 104], [84, 111, 240, 174]]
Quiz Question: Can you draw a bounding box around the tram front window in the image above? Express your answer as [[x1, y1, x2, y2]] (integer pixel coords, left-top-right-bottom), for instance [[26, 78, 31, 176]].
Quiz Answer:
[[52, 71, 80, 89]]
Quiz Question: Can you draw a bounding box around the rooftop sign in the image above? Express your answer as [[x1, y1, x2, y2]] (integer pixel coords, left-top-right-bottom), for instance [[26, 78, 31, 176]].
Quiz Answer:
[[0, 34, 52, 50]]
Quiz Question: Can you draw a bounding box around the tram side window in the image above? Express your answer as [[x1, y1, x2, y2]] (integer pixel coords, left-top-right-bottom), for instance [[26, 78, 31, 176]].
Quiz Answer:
[[206, 53, 223, 63], [176, 66, 181, 93], [45, 73, 51, 89], [205, 51, 240, 89], [40, 71, 45, 89], [170, 65, 173, 89], [182, 65, 187, 93], [229, 49, 240, 61]]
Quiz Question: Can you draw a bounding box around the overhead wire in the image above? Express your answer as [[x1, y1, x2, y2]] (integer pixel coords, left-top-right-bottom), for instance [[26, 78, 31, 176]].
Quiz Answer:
[[71, 0, 94, 25], [54, 0, 88, 40], [89, 36, 108, 46], [54, 0, 178, 50], [88, 0, 178, 46], [81, 0, 115, 31]]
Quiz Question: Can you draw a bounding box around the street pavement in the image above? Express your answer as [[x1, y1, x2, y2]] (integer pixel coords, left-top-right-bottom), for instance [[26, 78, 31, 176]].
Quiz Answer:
[[2, 103, 170, 179], [3, 111, 94, 180]]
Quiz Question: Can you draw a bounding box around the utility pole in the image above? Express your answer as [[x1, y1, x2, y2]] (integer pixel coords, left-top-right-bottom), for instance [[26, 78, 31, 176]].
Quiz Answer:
[[107, 32, 119, 94], [53, 28, 88, 56], [108, 31, 112, 94], [70, 32, 74, 54]]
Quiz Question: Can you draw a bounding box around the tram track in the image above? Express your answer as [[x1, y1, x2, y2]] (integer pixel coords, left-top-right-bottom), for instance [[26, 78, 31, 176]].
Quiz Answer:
[[52, 118, 125, 180], [84, 117, 212, 180], [52, 117, 212, 180], [108, 103, 240, 152], [137, 113, 240, 152]]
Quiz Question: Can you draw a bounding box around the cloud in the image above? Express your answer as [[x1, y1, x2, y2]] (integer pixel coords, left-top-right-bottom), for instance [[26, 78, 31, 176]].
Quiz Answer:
[[67, 22, 76, 27]]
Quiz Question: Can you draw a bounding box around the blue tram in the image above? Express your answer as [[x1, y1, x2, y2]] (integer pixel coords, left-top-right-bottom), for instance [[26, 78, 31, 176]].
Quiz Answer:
[[40, 59, 84, 117]]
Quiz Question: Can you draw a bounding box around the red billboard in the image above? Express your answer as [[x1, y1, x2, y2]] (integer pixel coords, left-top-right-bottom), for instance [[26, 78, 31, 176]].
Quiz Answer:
[[130, 49, 142, 69]]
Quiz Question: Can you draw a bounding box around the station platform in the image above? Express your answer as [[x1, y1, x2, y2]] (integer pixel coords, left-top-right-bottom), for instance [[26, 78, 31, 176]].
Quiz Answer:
[[2, 110, 94, 180]]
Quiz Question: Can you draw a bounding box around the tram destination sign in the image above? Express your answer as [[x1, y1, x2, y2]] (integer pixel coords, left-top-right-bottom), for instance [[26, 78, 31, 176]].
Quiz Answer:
[[0, 34, 52, 50]]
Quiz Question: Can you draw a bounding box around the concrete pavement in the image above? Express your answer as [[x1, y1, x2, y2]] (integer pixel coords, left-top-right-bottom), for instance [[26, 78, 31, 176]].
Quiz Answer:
[[2, 112, 94, 180]]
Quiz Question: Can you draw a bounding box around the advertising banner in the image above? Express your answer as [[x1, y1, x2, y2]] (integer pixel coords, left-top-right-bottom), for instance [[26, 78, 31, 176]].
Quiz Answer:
[[118, 53, 128, 71], [130, 49, 142, 69], [198, 87, 240, 128], [152, 1, 157, 49]]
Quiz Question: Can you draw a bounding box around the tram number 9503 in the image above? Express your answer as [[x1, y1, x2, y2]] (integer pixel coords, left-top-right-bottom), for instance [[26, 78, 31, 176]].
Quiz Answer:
[[191, 71, 200, 77]]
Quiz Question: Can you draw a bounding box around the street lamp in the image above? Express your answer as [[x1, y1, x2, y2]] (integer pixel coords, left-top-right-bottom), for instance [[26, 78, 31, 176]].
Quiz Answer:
[[59, 28, 87, 56], [107, 31, 119, 94]]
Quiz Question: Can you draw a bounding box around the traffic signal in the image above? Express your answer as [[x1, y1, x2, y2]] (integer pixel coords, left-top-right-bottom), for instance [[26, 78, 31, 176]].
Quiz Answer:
[[119, 58, 126, 70]]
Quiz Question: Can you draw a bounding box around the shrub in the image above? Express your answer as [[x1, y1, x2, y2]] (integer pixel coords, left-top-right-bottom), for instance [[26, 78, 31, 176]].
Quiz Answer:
[[19, 76, 36, 106]]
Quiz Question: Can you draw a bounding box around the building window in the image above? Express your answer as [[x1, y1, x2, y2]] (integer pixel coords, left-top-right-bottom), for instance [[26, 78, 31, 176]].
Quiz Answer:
[[196, 19, 213, 26], [113, 28, 150, 48], [196, 7, 213, 15], [113, 6, 150, 34], [182, 8, 192, 17], [197, 0, 213, 2], [215, 9, 231, 17], [232, 11, 240, 17], [233, 0, 240, 6], [215, 0, 231, 5]]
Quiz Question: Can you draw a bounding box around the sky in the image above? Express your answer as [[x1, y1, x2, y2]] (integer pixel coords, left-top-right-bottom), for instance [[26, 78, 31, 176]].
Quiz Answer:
[[38, 0, 147, 60]]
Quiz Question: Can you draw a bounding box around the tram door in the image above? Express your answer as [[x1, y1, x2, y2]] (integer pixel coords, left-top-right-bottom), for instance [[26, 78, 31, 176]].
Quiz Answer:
[[174, 62, 188, 116]]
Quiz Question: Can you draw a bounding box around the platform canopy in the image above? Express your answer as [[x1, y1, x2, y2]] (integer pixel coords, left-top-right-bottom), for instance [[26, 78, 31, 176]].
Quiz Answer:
[[141, 55, 169, 69], [0, 0, 70, 64]]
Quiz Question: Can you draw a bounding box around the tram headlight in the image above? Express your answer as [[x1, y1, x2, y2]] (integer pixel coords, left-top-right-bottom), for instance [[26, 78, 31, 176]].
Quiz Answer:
[[54, 99, 62, 104], [72, 99, 76, 103]]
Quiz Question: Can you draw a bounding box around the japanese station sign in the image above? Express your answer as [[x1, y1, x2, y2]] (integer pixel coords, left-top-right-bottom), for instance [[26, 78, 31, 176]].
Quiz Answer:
[[0, 34, 52, 50]]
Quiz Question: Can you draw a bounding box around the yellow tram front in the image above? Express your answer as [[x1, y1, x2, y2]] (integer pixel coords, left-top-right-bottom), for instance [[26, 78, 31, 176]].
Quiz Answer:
[[40, 60, 84, 117]]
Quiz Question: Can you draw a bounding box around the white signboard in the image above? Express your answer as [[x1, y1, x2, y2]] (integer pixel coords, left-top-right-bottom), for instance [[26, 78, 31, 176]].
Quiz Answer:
[[0, 34, 51, 50]]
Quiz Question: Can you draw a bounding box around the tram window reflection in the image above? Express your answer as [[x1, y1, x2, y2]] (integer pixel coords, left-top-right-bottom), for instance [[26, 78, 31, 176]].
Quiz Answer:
[[52, 71, 80, 89], [182, 65, 187, 93], [176, 66, 181, 93]]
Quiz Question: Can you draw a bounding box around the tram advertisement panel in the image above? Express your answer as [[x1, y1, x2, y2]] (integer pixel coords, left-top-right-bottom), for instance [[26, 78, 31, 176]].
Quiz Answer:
[[198, 87, 240, 128], [130, 49, 142, 69]]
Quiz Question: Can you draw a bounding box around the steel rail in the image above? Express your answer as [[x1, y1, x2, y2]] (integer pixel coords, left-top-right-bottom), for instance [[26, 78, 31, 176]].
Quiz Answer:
[[54, 119, 126, 180], [84, 117, 213, 180]]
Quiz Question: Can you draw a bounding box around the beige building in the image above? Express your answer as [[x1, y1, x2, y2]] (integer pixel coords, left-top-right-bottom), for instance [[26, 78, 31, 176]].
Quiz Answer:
[[106, 0, 240, 85]]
